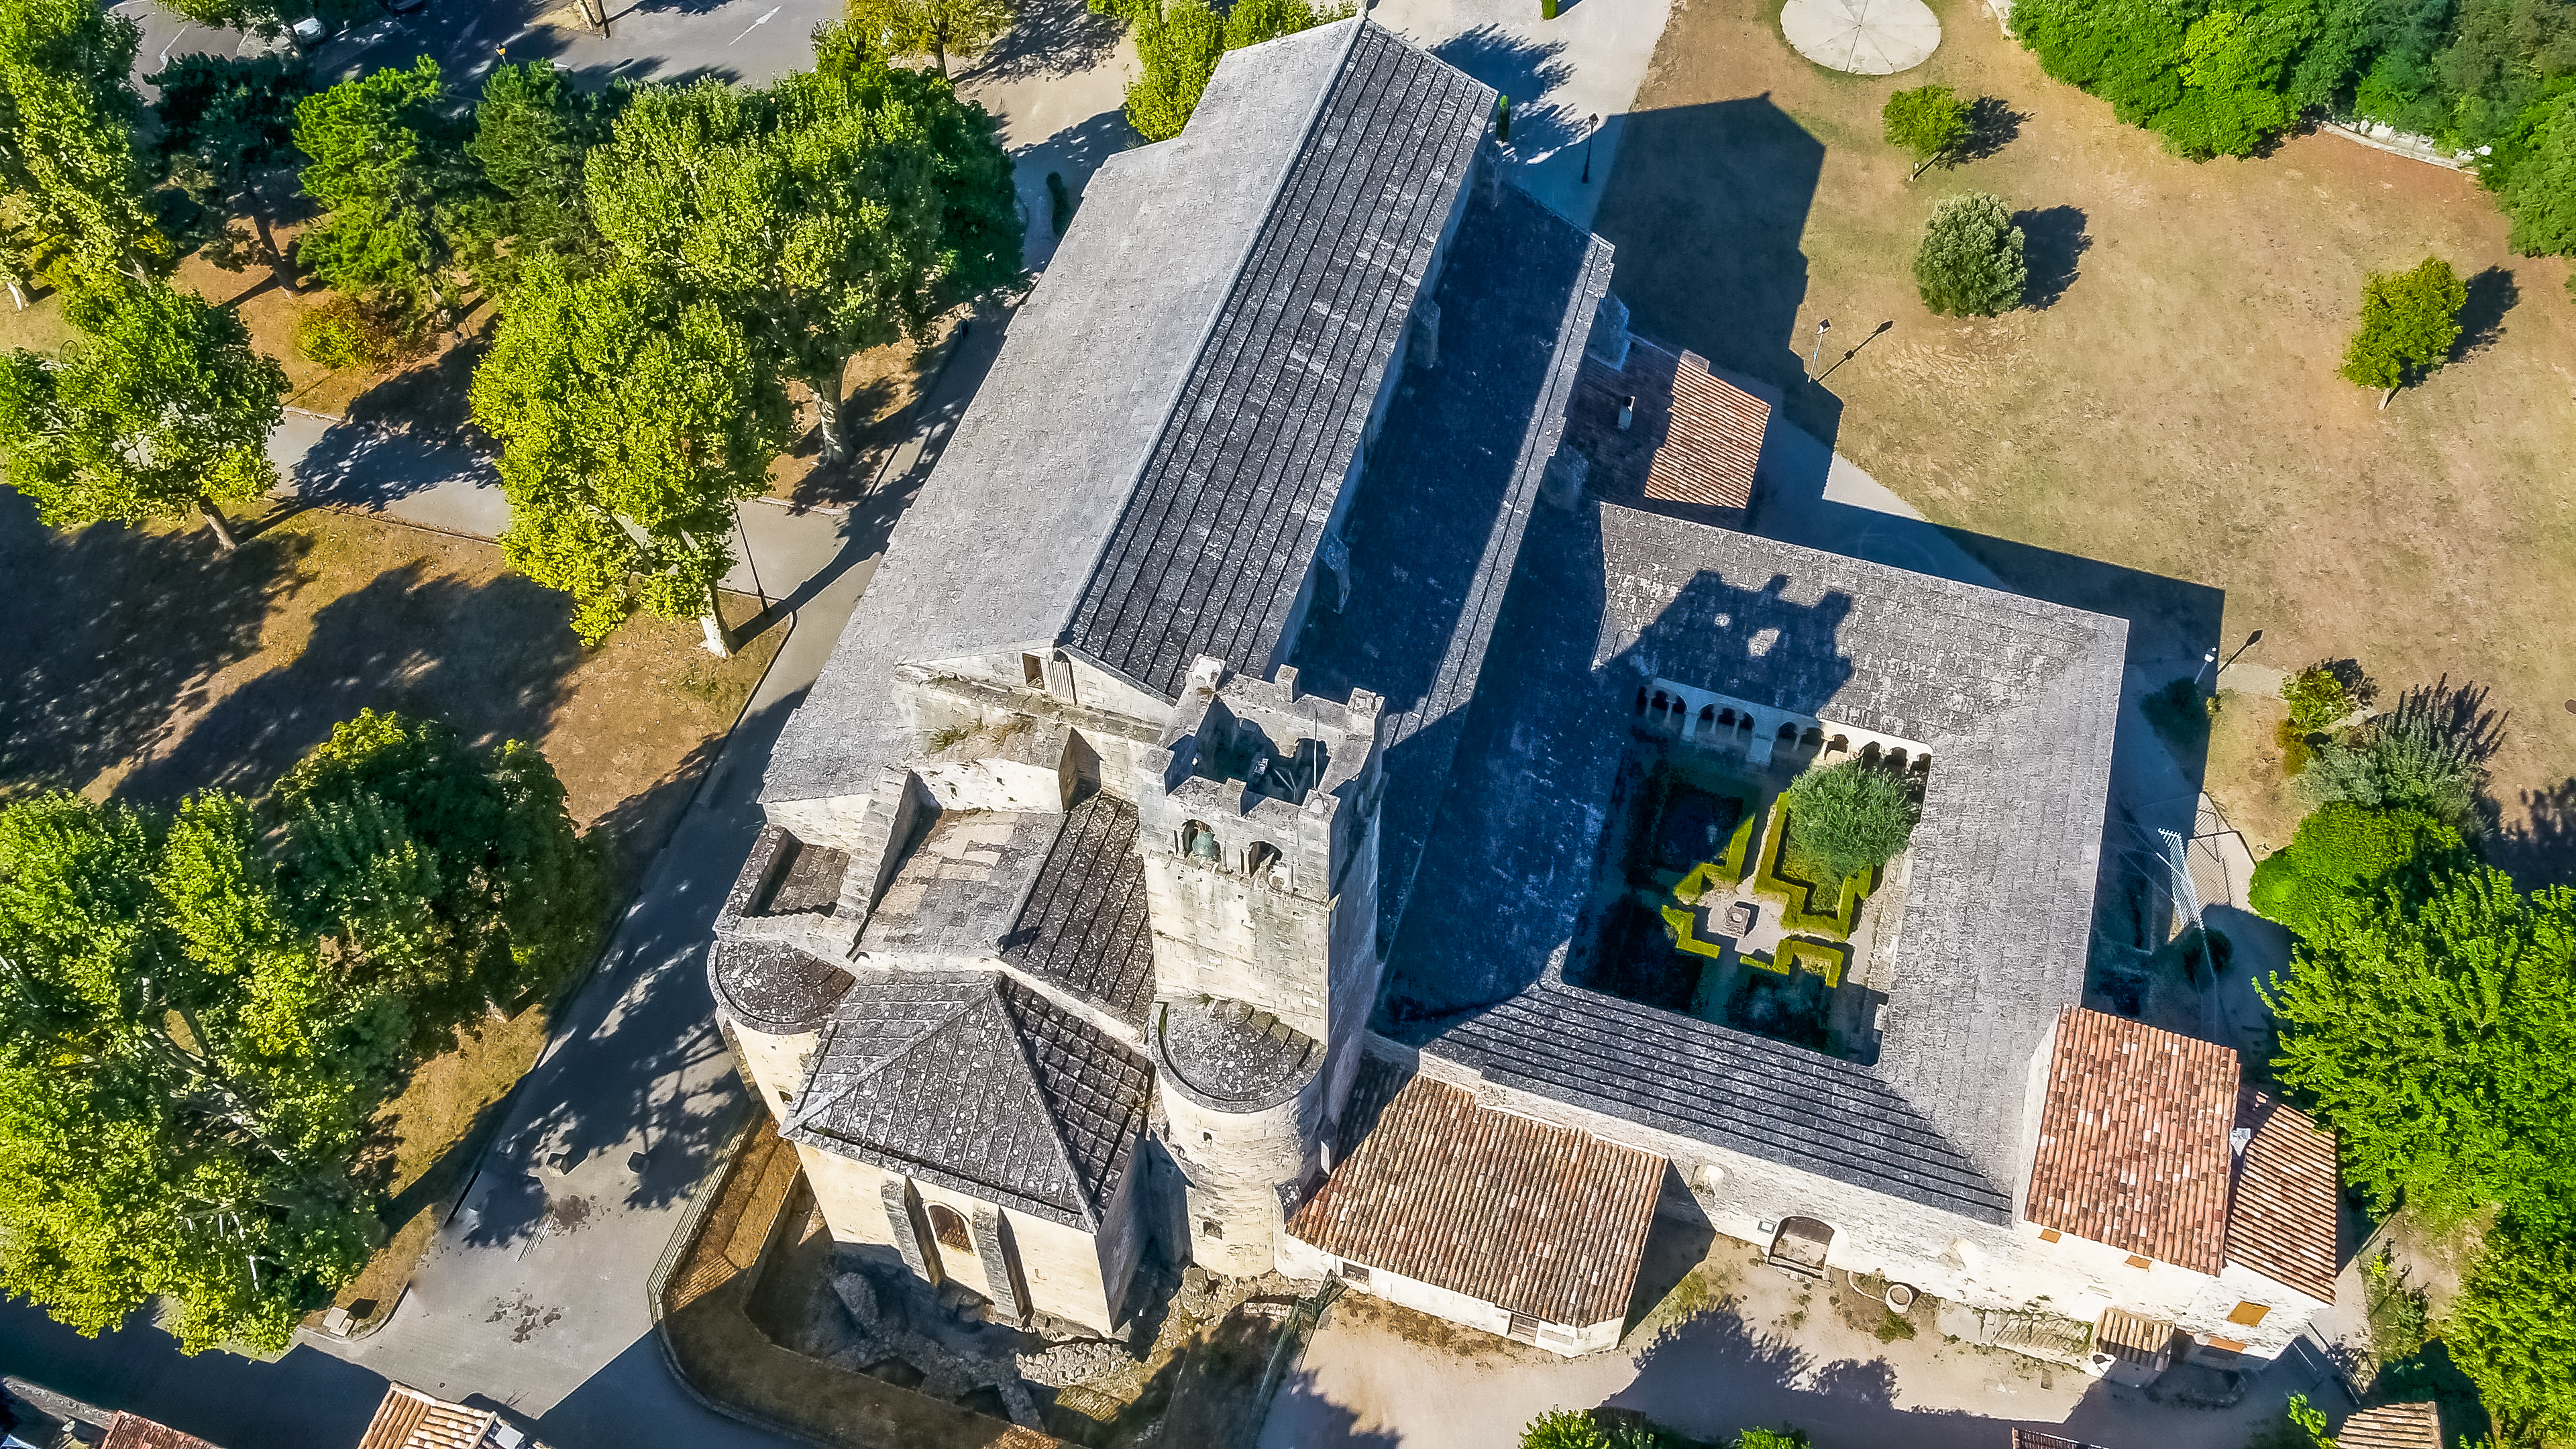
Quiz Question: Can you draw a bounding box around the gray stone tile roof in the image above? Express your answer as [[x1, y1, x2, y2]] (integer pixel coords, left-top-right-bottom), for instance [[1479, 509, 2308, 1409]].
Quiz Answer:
[[761, 19, 1490, 806], [856, 809, 1060, 961], [1002, 792, 1156, 1028], [1385, 502, 2126, 1222], [786, 971, 1153, 1230], [1066, 23, 1495, 698], [1287, 178, 1613, 947], [707, 938, 854, 1034], [1152, 996, 1324, 1111]]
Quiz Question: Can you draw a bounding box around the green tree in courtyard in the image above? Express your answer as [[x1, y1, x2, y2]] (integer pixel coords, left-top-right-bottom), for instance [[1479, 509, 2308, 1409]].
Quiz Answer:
[[1223, 0, 1344, 48], [0, 0, 158, 285], [278, 710, 604, 1040], [293, 58, 478, 331], [150, 54, 318, 296], [0, 792, 394, 1353], [813, 26, 1024, 314], [1882, 84, 1972, 178], [0, 277, 288, 550], [845, 0, 1016, 77], [1912, 191, 2027, 316], [2447, 1214, 2576, 1446], [2263, 868, 2576, 1226], [2338, 256, 2464, 406], [1782, 760, 1922, 884], [1520, 1410, 1608, 1449], [470, 259, 792, 649], [455, 60, 626, 292]]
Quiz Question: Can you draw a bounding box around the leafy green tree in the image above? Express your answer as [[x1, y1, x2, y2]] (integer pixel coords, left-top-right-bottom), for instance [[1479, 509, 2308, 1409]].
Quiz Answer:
[[1120, 0, 1224, 142], [845, 0, 1016, 76], [2338, 256, 2464, 404], [0, 0, 156, 280], [0, 278, 288, 550], [584, 58, 1015, 467], [1735, 1432, 1810, 1449], [1520, 1409, 1608, 1449], [1912, 191, 2027, 316], [2279, 661, 2369, 733], [149, 54, 317, 295], [1224, 0, 1344, 48], [1883, 84, 1972, 178], [456, 60, 624, 291], [1782, 760, 1923, 883], [2299, 684, 2492, 831], [2447, 1215, 2576, 1446], [2247, 802, 2465, 939], [278, 710, 604, 1040], [2264, 868, 2576, 1226], [2154, 1, 2314, 158], [471, 258, 791, 647], [0, 792, 392, 1353], [2495, 90, 2576, 263], [293, 58, 476, 331]]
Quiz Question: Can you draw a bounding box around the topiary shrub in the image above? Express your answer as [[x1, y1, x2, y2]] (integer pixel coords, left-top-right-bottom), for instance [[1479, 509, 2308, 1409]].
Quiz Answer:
[[1781, 760, 1921, 884], [2246, 802, 2465, 939], [1913, 192, 2026, 316]]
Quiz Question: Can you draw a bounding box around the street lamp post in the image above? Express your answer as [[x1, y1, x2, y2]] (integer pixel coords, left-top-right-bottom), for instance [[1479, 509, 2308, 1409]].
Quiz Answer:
[[733, 504, 770, 616], [1580, 114, 1601, 183], [1806, 317, 1830, 380], [2197, 629, 2263, 690]]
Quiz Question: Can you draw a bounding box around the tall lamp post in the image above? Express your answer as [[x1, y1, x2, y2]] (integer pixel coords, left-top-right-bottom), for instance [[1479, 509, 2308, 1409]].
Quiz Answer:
[[1805, 317, 1830, 380], [733, 504, 770, 616], [2197, 628, 2262, 690], [1580, 113, 1601, 183]]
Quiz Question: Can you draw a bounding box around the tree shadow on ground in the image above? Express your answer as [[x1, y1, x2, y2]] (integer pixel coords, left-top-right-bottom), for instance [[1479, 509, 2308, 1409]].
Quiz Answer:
[[114, 563, 584, 804], [1960, 95, 2024, 161], [2016, 205, 2090, 309], [1432, 28, 1577, 155], [2451, 265, 2517, 362], [1016, 107, 1142, 268], [2494, 775, 2575, 887], [969, 0, 1126, 87], [0, 490, 311, 798], [1254, 1368, 1406, 1449], [345, 317, 496, 443]]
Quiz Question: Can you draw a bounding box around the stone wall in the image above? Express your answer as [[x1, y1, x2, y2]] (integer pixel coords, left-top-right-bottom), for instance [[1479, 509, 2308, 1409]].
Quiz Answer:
[[794, 1146, 1128, 1334], [1157, 1058, 1324, 1276], [1275, 1234, 1620, 1356], [733, 1021, 821, 1120]]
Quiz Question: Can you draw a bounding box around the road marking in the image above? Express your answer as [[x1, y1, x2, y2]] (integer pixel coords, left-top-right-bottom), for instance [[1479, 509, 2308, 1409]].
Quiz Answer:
[[157, 22, 189, 65], [728, 5, 780, 44]]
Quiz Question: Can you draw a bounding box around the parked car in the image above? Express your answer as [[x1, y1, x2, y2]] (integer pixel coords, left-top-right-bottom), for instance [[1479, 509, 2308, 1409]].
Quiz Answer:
[[288, 15, 327, 47]]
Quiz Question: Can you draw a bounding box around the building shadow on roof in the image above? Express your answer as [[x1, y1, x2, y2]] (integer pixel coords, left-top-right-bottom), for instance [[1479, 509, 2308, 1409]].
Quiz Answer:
[[1593, 95, 1841, 448]]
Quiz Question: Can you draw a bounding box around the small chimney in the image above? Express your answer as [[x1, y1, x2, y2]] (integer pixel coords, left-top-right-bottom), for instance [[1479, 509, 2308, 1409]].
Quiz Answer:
[[1617, 395, 1635, 431]]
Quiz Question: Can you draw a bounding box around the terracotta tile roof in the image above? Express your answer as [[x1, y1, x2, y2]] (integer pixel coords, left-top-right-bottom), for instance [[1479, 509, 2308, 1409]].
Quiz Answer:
[[2337, 1403, 2443, 1449], [1286, 1057, 1666, 1326], [2011, 1433, 2110, 1449], [2025, 1007, 2237, 1272], [1565, 338, 1768, 529], [99, 1415, 223, 1449], [2224, 1085, 2339, 1302], [356, 1385, 504, 1449]]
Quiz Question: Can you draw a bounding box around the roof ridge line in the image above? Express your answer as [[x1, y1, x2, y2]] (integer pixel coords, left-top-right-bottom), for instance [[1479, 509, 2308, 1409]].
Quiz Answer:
[[991, 977, 1106, 1230], [782, 989, 977, 1136], [1059, 15, 1372, 659]]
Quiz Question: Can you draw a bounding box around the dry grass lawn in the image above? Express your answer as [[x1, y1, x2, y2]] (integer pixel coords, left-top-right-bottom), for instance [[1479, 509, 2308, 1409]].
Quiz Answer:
[[1597, 0, 2576, 877]]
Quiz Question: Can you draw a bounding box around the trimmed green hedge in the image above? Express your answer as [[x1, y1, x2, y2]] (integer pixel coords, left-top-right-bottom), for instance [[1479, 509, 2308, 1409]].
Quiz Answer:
[[2247, 802, 2466, 938]]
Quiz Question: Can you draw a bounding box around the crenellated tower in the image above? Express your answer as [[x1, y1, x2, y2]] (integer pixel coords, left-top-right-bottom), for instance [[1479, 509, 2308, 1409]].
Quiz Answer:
[[1134, 657, 1385, 1272]]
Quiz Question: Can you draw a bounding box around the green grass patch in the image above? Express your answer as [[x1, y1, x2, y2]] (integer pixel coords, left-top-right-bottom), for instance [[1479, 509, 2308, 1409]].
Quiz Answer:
[[1752, 798, 1869, 939]]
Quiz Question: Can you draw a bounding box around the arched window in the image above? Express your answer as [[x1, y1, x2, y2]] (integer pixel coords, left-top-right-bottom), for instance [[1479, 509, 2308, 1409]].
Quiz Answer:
[[1700, 704, 1717, 725], [1860, 742, 1882, 765], [1635, 686, 1649, 714], [1652, 690, 1668, 712], [1182, 820, 1220, 864], [1801, 727, 1824, 748], [1829, 735, 1849, 753], [1717, 708, 1737, 727], [928, 1203, 972, 1253], [1246, 841, 1285, 887], [1886, 748, 1909, 771], [1770, 1216, 1835, 1278], [1776, 722, 1799, 741], [1912, 753, 1933, 775]]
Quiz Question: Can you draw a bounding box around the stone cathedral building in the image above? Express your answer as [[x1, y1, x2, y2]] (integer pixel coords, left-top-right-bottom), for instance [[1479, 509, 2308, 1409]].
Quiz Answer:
[[709, 18, 2341, 1373]]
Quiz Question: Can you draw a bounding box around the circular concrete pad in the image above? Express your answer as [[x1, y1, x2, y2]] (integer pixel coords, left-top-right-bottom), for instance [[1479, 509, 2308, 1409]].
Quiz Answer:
[[1780, 0, 1941, 74]]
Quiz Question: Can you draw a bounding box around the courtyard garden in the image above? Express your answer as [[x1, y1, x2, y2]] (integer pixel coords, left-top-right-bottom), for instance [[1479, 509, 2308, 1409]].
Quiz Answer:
[[1594, 0, 2576, 879]]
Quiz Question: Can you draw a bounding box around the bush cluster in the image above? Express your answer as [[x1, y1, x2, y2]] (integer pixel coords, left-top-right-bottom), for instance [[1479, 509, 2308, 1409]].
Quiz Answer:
[[2011, 0, 2576, 262], [1913, 192, 2027, 316]]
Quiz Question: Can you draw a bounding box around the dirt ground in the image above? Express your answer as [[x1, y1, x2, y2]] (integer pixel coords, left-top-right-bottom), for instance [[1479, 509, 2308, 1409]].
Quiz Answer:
[[1594, 0, 2576, 882]]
